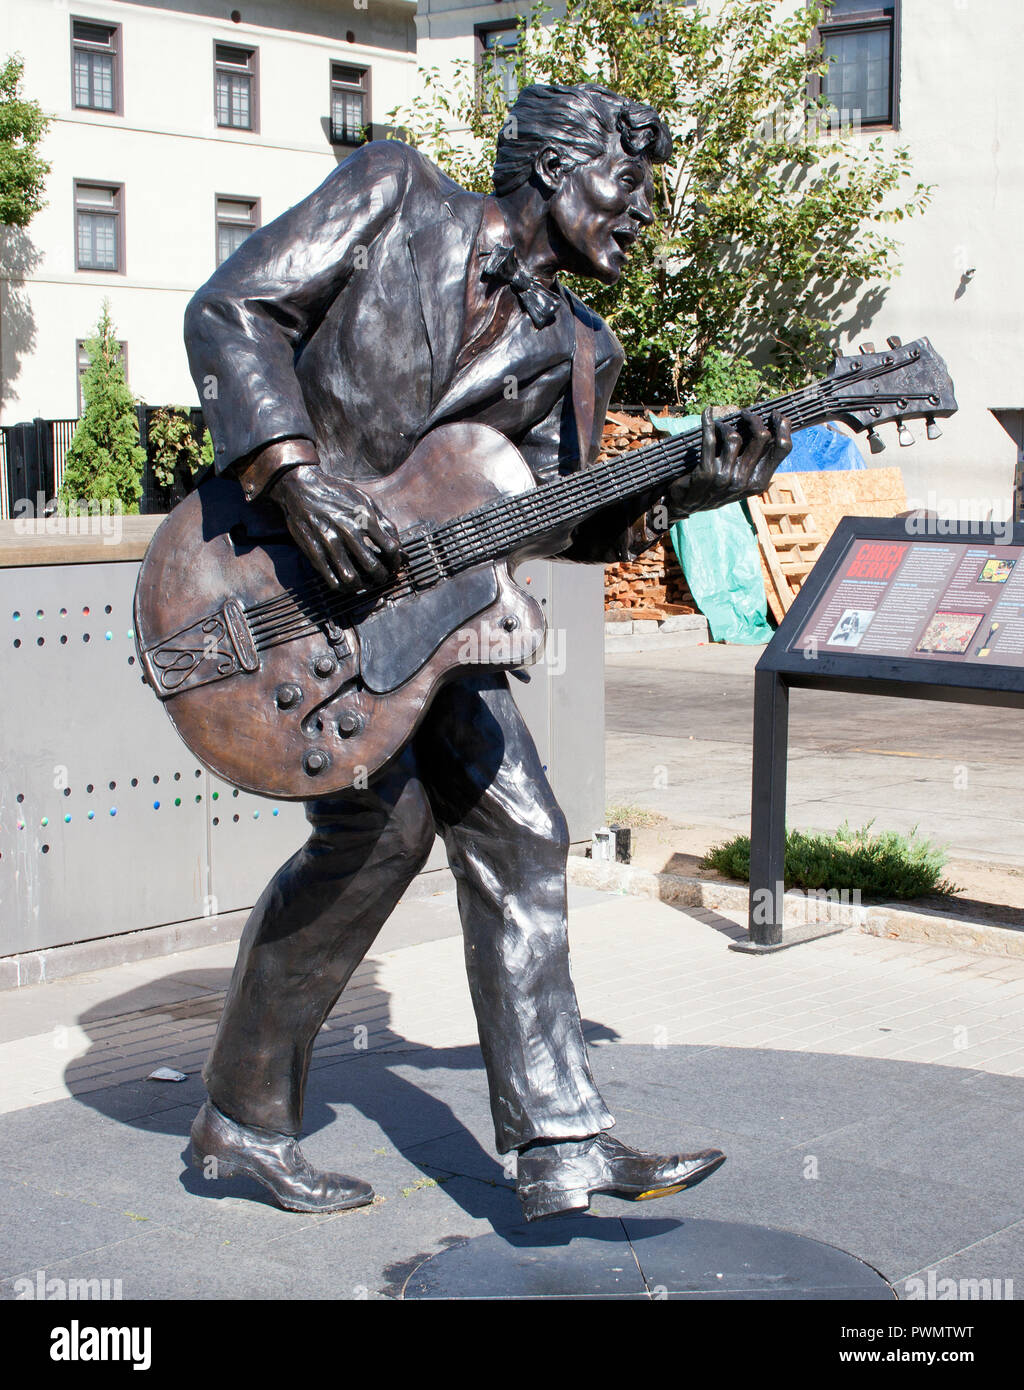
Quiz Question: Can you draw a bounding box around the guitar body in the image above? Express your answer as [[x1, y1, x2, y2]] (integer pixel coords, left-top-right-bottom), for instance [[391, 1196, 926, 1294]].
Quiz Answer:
[[133, 423, 547, 799]]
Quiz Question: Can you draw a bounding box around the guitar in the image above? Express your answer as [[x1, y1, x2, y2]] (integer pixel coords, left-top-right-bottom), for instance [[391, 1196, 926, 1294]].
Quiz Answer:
[[134, 336, 957, 798]]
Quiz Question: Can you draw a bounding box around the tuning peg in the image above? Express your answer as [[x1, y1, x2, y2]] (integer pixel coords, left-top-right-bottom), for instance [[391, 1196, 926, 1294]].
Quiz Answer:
[[867, 428, 886, 454], [898, 421, 915, 447], [832, 346, 843, 362], [859, 342, 876, 355], [926, 415, 942, 440], [886, 335, 902, 349]]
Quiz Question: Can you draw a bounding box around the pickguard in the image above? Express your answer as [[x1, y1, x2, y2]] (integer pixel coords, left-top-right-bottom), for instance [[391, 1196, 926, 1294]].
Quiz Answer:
[[357, 565, 500, 693]]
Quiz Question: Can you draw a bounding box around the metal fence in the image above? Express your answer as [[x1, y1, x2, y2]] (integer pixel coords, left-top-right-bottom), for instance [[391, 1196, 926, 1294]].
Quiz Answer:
[[0, 407, 207, 520]]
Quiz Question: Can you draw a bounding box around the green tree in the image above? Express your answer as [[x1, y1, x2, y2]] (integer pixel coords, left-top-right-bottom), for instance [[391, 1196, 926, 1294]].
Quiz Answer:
[[147, 407, 213, 492], [391, 0, 931, 404], [60, 303, 145, 514], [0, 54, 51, 228]]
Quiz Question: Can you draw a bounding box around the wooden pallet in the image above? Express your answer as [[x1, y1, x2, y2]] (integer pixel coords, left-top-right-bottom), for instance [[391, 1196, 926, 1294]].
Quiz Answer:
[[748, 477, 827, 623]]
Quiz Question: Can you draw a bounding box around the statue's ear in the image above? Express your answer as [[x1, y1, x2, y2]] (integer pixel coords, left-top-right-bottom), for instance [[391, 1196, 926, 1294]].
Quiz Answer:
[[534, 146, 565, 194]]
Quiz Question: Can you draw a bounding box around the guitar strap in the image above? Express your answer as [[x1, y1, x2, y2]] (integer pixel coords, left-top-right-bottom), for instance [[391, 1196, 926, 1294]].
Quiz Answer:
[[571, 307, 598, 468]]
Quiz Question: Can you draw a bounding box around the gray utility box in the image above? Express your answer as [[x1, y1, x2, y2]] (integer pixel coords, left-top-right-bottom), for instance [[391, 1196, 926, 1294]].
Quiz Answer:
[[0, 521, 604, 957]]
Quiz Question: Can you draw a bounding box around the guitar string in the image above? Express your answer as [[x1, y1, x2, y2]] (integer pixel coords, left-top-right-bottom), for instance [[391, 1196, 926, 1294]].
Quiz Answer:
[[241, 357, 920, 646], [242, 377, 828, 630], [245, 388, 832, 647]]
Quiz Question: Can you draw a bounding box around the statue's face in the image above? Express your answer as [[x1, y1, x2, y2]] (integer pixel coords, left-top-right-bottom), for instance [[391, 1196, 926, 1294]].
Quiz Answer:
[[546, 134, 655, 284]]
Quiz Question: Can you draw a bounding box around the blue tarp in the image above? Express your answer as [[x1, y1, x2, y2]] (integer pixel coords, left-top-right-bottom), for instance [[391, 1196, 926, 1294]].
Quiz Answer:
[[650, 414, 866, 644], [777, 423, 866, 472]]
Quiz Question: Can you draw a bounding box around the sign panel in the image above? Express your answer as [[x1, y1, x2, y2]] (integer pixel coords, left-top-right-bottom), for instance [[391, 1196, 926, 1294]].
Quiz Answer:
[[790, 537, 1024, 668]]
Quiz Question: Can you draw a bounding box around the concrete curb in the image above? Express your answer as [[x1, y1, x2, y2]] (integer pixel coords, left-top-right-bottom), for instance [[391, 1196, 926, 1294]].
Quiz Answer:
[[566, 856, 1024, 960], [605, 614, 709, 653]]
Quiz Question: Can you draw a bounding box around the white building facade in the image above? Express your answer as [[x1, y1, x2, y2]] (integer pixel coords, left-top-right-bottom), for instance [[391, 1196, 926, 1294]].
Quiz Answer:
[[0, 0, 417, 424]]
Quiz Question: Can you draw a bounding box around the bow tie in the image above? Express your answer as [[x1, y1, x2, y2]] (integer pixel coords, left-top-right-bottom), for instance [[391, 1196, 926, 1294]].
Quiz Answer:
[[480, 245, 562, 329]]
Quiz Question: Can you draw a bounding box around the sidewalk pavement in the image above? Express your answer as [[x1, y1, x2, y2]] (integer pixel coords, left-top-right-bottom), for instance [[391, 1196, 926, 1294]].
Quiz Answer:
[[605, 643, 1024, 868], [2, 883, 1023, 1300]]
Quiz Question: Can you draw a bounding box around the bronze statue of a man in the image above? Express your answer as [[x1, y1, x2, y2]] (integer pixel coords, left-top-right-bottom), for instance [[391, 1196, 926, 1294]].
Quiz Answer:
[[185, 83, 791, 1222]]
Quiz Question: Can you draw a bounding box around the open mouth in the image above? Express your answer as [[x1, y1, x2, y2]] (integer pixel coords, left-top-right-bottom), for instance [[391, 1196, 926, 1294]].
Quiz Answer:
[[610, 227, 638, 254]]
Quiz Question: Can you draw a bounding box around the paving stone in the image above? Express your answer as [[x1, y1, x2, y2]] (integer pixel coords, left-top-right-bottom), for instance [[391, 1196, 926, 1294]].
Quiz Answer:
[[0, 1179, 151, 1281]]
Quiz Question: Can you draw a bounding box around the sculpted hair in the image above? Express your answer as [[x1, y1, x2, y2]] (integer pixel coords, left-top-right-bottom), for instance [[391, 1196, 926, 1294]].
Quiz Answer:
[[492, 83, 673, 195]]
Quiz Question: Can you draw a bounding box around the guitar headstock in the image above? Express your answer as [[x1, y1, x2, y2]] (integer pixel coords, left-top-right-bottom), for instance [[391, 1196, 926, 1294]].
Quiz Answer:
[[824, 337, 958, 451]]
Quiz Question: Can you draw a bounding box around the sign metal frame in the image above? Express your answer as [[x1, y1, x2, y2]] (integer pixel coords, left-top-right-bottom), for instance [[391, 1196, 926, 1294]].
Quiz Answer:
[[746, 518, 1024, 949]]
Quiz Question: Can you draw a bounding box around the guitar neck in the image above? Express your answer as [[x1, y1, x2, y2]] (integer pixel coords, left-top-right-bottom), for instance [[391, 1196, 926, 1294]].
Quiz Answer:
[[412, 378, 831, 575]]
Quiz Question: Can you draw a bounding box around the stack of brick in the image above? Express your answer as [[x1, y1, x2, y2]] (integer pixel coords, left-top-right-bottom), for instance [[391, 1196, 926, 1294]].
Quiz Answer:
[[600, 411, 697, 616]]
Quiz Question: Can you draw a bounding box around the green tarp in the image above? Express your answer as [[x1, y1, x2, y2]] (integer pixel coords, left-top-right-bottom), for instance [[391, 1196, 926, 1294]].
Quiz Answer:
[[654, 413, 774, 645]]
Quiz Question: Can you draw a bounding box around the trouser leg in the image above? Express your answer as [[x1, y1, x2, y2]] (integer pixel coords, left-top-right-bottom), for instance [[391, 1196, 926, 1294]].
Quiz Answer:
[[203, 752, 436, 1134], [416, 674, 614, 1154]]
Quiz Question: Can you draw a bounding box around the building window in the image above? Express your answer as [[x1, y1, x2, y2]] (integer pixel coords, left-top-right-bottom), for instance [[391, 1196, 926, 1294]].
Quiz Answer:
[[330, 63, 369, 145], [817, 1, 899, 129], [77, 338, 128, 416], [74, 181, 123, 272], [216, 195, 259, 266], [71, 18, 121, 113], [215, 43, 258, 131], [476, 24, 520, 111]]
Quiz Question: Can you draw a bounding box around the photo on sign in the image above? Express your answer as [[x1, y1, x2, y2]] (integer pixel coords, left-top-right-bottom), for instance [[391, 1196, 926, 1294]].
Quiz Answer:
[[979, 558, 1014, 584], [916, 611, 984, 655], [826, 609, 876, 647]]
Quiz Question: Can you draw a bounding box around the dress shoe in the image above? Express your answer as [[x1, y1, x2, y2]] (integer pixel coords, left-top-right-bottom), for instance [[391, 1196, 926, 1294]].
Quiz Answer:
[[190, 1100, 374, 1214], [516, 1132, 726, 1222]]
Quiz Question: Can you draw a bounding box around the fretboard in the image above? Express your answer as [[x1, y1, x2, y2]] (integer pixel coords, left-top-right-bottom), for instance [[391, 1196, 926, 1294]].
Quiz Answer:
[[401, 378, 831, 583]]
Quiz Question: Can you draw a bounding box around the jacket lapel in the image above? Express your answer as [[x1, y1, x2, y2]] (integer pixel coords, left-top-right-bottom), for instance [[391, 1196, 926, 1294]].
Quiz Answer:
[[407, 193, 483, 408]]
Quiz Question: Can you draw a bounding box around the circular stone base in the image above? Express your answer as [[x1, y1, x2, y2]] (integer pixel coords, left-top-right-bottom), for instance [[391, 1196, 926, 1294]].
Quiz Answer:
[[403, 1215, 895, 1300]]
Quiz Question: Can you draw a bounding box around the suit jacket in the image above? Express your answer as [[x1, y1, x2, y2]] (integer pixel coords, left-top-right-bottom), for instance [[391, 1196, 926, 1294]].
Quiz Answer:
[[185, 140, 660, 562]]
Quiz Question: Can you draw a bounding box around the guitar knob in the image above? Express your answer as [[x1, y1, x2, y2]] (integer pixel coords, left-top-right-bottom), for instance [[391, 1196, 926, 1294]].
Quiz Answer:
[[898, 422, 916, 447], [313, 655, 336, 678], [926, 415, 943, 440], [275, 683, 303, 709], [886, 335, 902, 349], [867, 428, 886, 454], [859, 342, 875, 355], [303, 749, 330, 776], [337, 711, 364, 737]]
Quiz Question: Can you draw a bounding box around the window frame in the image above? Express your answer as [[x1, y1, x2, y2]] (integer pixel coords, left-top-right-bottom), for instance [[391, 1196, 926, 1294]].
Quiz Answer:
[[474, 21, 521, 113], [73, 179, 125, 274], [70, 16, 123, 116], [810, 0, 901, 133], [214, 192, 261, 268], [76, 338, 129, 417], [213, 39, 260, 134], [329, 61, 371, 146]]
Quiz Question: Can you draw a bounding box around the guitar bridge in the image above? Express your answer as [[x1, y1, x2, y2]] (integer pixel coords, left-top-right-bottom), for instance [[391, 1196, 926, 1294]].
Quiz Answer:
[[141, 599, 259, 700]]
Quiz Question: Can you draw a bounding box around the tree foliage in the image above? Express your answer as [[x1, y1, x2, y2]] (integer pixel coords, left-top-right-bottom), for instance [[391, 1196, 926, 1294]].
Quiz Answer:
[[390, 0, 931, 404], [60, 303, 145, 514], [147, 407, 213, 491], [0, 53, 51, 228]]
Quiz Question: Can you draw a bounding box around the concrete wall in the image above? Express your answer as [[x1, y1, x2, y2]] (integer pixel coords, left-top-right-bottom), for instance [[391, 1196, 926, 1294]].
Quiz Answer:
[[0, 0, 417, 423], [0, 542, 604, 958]]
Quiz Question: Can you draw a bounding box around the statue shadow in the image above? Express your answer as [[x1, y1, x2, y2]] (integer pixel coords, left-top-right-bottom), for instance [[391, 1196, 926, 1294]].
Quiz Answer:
[[66, 961, 622, 1235]]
